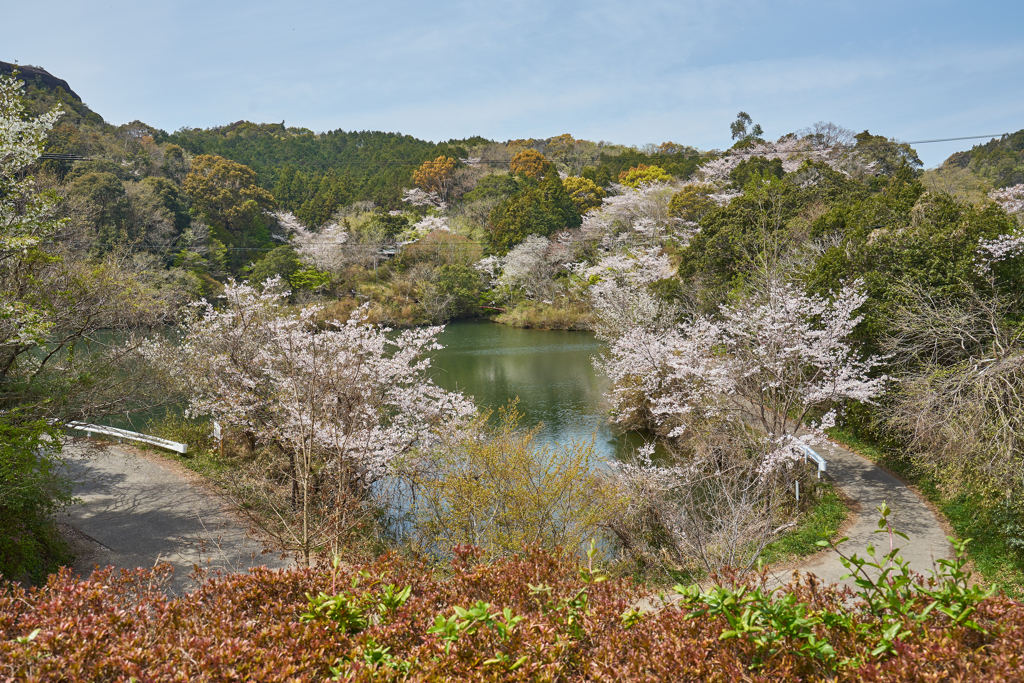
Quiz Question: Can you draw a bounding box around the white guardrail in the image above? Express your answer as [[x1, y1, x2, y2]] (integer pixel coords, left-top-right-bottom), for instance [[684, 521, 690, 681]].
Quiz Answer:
[[798, 443, 827, 478], [793, 443, 827, 502], [66, 421, 189, 454]]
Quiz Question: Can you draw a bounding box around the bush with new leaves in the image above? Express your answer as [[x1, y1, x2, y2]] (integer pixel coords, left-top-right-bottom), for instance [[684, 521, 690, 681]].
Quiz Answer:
[[398, 406, 621, 560], [617, 163, 672, 188], [1, 532, 1023, 681], [509, 149, 551, 179]]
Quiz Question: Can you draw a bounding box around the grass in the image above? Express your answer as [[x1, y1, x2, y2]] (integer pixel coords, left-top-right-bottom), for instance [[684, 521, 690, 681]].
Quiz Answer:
[[143, 413, 232, 480], [493, 300, 592, 330], [941, 495, 1024, 596], [827, 426, 1024, 597], [760, 484, 849, 565], [161, 446, 232, 479]]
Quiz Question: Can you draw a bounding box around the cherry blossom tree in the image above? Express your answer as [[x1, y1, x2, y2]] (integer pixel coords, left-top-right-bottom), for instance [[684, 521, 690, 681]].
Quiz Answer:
[[977, 232, 1024, 271], [600, 277, 886, 571], [402, 187, 446, 210], [2, 74, 173, 421], [473, 254, 504, 288], [587, 278, 677, 341], [0, 74, 63, 354], [410, 214, 450, 236], [577, 182, 682, 247], [498, 235, 556, 300], [692, 133, 863, 205], [276, 210, 352, 274], [145, 279, 475, 564], [975, 187, 1024, 272], [989, 184, 1024, 217], [581, 245, 679, 338], [603, 277, 885, 456]]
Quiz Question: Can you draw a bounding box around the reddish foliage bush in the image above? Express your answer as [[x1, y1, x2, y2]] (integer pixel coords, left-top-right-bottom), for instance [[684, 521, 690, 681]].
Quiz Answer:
[[1, 548, 1023, 681]]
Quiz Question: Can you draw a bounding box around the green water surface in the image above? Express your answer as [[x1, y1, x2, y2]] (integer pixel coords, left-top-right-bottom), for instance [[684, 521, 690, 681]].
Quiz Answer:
[[430, 321, 635, 461]]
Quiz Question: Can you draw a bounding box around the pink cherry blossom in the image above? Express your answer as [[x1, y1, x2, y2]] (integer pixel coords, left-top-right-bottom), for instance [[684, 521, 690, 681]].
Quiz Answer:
[[144, 278, 475, 483]]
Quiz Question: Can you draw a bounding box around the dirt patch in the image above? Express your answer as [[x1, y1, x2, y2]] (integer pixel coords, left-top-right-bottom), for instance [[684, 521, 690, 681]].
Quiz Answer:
[[56, 521, 112, 577]]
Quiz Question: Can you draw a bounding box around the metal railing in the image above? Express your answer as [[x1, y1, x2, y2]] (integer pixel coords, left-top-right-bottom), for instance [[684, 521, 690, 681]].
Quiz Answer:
[[794, 443, 827, 502], [66, 421, 188, 454], [798, 444, 827, 478]]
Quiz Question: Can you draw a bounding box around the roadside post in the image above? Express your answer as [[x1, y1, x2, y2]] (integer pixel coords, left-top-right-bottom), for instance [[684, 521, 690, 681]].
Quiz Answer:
[[213, 420, 224, 458]]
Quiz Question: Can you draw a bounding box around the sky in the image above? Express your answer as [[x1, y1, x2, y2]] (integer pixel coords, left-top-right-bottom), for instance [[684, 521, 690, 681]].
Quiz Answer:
[[5, 0, 1023, 167]]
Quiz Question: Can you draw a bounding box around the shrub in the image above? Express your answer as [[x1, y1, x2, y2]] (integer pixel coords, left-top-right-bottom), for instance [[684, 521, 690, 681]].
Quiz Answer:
[[0, 417, 72, 584], [398, 406, 621, 561], [493, 299, 593, 330], [1, 536, 1023, 681], [424, 263, 482, 321]]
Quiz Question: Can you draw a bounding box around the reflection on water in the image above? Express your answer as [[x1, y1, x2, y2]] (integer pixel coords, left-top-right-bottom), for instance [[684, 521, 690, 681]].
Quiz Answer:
[[430, 321, 640, 462], [89, 321, 646, 462]]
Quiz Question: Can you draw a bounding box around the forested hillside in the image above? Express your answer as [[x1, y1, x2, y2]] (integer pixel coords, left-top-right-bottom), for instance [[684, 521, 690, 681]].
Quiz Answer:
[[168, 123, 475, 220], [6, 59, 1024, 680], [945, 129, 1024, 189]]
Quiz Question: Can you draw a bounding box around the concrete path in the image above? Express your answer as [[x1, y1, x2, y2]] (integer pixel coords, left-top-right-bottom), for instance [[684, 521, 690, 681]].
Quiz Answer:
[[640, 439, 956, 611], [58, 440, 291, 594], [774, 438, 953, 588]]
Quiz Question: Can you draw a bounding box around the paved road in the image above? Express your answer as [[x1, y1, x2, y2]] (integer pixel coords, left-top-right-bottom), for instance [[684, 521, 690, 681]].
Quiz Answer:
[[58, 440, 291, 594], [60, 435, 950, 597], [639, 438, 955, 611], [772, 438, 953, 588]]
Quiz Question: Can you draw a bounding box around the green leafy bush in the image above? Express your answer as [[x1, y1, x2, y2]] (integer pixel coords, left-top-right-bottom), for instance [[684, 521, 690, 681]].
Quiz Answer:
[[678, 504, 994, 673], [0, 417, 72, 583], [2, 532, 1023, 681]]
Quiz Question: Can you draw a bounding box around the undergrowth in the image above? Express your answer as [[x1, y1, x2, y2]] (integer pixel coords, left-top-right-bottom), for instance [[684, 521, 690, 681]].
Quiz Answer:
[[760, 484, 848, 565], [2, 521, 1021, 681], [493, 300, 592, 330]]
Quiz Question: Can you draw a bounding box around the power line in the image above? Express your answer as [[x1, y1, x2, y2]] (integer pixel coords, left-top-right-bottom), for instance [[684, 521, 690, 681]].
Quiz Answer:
[[47, 239, 488, 252], [900, 134, 1011, 145]]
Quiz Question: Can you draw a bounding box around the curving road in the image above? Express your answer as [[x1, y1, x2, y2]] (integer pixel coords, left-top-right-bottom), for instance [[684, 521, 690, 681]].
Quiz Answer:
[[58, 435, 951, 596], [58, 440, 291, 594], [770, 437, 954, 588], [638, 438, 955, 611]]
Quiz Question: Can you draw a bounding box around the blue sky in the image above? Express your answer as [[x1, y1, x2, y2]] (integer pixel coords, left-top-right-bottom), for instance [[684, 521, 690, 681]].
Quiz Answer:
[[6, 0, 1023, 166]]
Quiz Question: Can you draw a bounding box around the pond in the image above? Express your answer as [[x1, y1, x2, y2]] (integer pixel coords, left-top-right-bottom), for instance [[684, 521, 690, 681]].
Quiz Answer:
[[88, 320, 640, 462], [430, 321, 638, 462]]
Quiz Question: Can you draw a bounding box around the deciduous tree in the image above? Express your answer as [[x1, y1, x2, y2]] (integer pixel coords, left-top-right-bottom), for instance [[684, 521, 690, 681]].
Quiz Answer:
[[599, 276, 885, 572], [562, 175, 605, 213], [509, 149, 551, 180], [617, 164, 672, 188], [412, 155, 457, 204], [183, 154, 275, 238], [145, 280, 475, 564]]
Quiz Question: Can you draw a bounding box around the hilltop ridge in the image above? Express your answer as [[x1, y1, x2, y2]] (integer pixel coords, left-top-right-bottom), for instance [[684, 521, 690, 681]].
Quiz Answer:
[[0, 61, 81, 101]]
